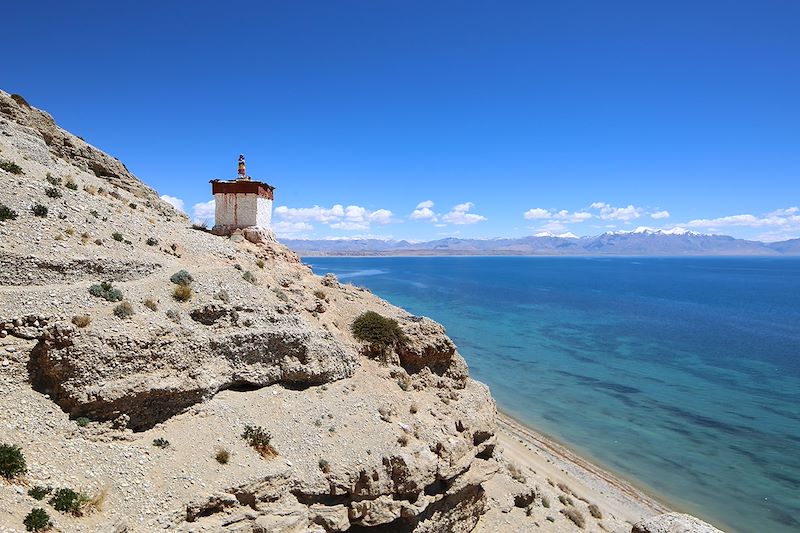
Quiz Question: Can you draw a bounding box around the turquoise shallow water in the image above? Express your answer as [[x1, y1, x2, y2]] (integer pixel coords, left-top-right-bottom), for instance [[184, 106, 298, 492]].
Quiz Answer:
[[304, 256, 800, 533]]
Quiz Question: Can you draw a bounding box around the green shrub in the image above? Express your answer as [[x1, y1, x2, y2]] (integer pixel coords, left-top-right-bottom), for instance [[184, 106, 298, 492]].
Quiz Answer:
[[0, 159, 23, 174], [351, 311, 406, 348], [318, 459, 330, 473], [111, 232, 123, 242], [255, 259, 265, 269], [173, 285, 192, 302], [88, 281, 123, 302], [242, 270, 257, 284], [170, 269, 194, 286], [28, 486, 52, 500], [313, 290, 326, 300], [272, 287, 288, 302], [65, 179, 78, 191], [23, 508, 52, 531], [128, 202, 137, 209], [113, 301, 134, 319], [0, 443, 26, 478], [45, 172, 59, 185], [0, 203, 18, 221], [89, 209, 100, 218], [45, 187, 62, 199], [31, 203, 48, 217], [215, 449, 230, 464], [76, 417, 90, 427], [242, 424, 276, 458], [152, 438, 170, 448], [49, 487, 88, 515], [146, 237, 158, 246]]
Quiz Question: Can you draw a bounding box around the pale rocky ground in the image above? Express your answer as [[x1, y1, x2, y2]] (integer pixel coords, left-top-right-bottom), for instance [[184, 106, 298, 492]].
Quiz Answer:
[[0, 90, 724, 533]]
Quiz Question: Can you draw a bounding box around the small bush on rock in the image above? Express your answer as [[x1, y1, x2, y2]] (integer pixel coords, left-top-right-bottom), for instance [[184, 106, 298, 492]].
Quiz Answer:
[[65, 178, 78, 190], [242, 424, 277, 458], [71, 315, 91, 328], [146, 237, 158, 246], [215, 289, 230, 303], [113, 301, 134, 319], [588, 503, 602, 519], [0, 203, 18, 221], [0, 443, 26, 479], [31, 203, 48, 217], [173, 285, 192, 302], [242, 270, 257, 284], [255, 259, 265, 269], [318, 459, 331, 473], [314, 290, 326, 300], [49, 487, 89, 515], [215, 449, 230, 464], [272, 287, 288, 302], [75, 417, 90, 427], [0, 159, 23, 174], [351, 311, 406, 349], [28, 486, 52, 500], [562, 508, 585, 528], [88, 281, 123, 302], [143, 298, 158, 311], [45, 187, 62, 199], [111, 232, 123, 242], [23, 508, 52, 532], [152, 438, 169, 448], [45, 172, 59, 185], [170, 269, 194, 286], [165, 309, 181, 323]]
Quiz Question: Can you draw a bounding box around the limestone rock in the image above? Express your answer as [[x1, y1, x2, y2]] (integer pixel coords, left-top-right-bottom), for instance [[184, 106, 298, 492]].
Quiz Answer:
[[632, 512, 726, 533]]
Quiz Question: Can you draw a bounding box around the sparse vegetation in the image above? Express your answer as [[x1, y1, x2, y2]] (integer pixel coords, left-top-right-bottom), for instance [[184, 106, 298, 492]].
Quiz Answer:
[[272, 287, 289, 302], [242, 270, 257, 284], [562, 507, 586, 528], [84, 185, 97, 195], [215, 289, 230, 303], [128, 202, 137, 209], [173, 285, 192, 302], [558, 494, 573, 506], [152, 438, 170, 448], [397, 434, 409, 447], [45, 173, 59, 185], [28, 486, 52, 500], [351, 311, 406, 349], [557, 482, 571, 494], [409, 402, 418, 414], [541, 495, 551, 508], [170, 269, 194, 286], [23, 508, 52, 532], [165, 309, 181, 323], [111, 232, 123, 242], [255, 259, 265, 269], [146, 237, 158, 246], [215, 449, 230, 464], [71, 314, 91, 328], [507, 462, 526, 483], [0, 443, 27, 479], [314, 290, 326, 300], [49, 487, 89, 515], [143, 298, 158, 311], [318, 459, 331, 473], [233, 263, 242, 271], [76, 417, 90, 427], [65, 178, 78, 190], [89, 209, 100, 218], [0, 159, 23, 174], [31, 203, 48, 217], [45, 187, 62, 199], [588, 503, 602, 519], [88, 281, 123, 302], [64, 227, 75, 236], [0, 203, 18, 221], [242, 424, 277, 458], [113, 301, 134, 319]]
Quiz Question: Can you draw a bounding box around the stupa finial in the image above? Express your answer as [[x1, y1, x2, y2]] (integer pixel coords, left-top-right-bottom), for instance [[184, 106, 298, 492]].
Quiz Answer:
[[237, 154, 247, 180]]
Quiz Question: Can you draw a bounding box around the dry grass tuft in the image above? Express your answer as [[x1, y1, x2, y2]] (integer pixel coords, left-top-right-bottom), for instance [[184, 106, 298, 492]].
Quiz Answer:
[[173, 285, 192, 302], [71, 315, 91, 328]]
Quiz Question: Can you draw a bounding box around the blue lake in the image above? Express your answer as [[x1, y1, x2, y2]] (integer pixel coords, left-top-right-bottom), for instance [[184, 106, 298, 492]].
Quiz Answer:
[[304, 256, 800, 533]]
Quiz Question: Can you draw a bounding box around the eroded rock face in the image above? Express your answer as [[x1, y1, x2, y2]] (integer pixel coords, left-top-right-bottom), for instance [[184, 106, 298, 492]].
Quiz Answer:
[[632, 512, 726, 533], [29, 322, 358, 430]]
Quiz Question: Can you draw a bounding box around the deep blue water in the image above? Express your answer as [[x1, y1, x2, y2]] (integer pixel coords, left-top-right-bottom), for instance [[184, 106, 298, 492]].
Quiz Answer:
[[304, 256, 800, 533]]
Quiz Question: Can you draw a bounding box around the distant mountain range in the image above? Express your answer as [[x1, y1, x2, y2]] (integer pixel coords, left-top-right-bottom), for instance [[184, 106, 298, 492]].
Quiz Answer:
[[282, 228, 800, 256]]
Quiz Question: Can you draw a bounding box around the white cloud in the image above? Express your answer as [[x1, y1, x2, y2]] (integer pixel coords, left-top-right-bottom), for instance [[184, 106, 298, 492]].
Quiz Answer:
[[274, 203, 396, 232], [160, 195, 185, 213], [441, 202, 487, 225], [523, 208, 551, 220], [410, 200, 439, 221], [681, 207, 800, 241], [651, 210, 670, 219], [192, 200, 215, 225], [523, 208, 591, 223], [591, 202, 643, 221], [273, 221, 314, 237]]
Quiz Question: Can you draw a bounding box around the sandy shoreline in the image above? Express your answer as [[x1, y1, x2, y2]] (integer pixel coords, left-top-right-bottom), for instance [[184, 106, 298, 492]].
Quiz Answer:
[[495, 410, 672, 528]]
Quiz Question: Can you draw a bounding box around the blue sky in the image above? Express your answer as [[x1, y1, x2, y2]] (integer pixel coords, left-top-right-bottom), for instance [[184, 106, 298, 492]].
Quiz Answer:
[[4, 1, 799, 241]]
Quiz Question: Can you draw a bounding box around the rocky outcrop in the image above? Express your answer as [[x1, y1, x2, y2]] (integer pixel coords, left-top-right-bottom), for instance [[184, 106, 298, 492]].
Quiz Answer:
[[398, 316, 468, 381], [632, 513, 726, 533], [29, 321, 358, 430], [0, 254, 161, 286]]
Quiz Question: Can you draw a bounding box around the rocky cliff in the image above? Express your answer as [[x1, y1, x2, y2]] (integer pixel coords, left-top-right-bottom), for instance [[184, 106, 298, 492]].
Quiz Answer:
[[0, 90, 724, 533]]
